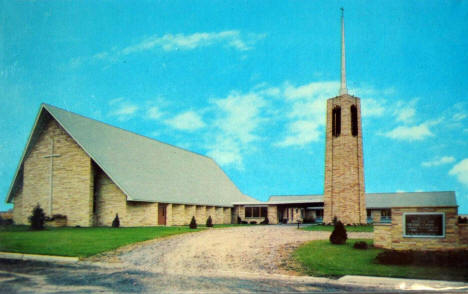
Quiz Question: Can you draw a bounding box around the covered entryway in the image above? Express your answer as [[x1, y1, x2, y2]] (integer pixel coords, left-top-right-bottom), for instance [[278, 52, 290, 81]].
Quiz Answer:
[[158, 204, 167, 225]]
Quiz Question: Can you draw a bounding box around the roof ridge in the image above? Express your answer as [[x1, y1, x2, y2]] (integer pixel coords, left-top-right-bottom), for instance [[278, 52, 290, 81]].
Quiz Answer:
[[42, 103, 213, 161]]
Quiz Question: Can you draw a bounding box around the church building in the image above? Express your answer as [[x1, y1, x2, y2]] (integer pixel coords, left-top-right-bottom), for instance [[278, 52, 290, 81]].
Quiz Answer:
[[6, 10, 460, 228]]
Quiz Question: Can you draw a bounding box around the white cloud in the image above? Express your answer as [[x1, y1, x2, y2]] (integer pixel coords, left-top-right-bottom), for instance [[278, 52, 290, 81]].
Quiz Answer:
[[361, 98, 385, 117], [453, 113, 467, 121], [276, 120, 322, 147], [284, 81, 338, 100], [449, 159, 468, 187], [108, 98, 139, 121], [393, 99, 418, 123], [206, 92, 267, 169], [383, 122, 435, 141], [165, 111, 205, 131], [422, 156, 456, 167], [146, 106, 163, 120]]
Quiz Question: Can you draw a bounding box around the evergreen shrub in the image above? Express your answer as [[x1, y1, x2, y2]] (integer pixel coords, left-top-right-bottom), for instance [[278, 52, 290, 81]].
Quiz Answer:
[[29, 204, 46, 231], [112, 213, 120, 228], [189, 216, 197, 229], [249, 221, 257, 224], [353, 241, 368, 250], [261, 217, 269, 225], [329, 220, 347, 244], [206, 216, 213, 227]]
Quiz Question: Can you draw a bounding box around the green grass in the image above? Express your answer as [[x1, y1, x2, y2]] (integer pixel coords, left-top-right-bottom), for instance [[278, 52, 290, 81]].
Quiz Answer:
[[0, 225, 203, 258], [302, 224, 373, 232], [293, 239, 468, 282]]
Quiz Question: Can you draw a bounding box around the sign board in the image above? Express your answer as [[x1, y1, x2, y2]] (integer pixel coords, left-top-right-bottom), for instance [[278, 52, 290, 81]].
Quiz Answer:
[[403, 213, 445, 238]]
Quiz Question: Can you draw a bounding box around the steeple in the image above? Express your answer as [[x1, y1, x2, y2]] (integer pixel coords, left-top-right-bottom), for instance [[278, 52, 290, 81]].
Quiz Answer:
[[339, 8, 348, 96]]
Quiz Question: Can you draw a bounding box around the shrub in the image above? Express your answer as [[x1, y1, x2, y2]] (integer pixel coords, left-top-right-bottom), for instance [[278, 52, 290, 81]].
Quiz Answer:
[[240, 220, 248, 224], [332, 216, 338, 226], [112, 213, 120, 228], [353, 241, 368, 250], [29, 204, 46, 231], [458, 216, 468, 224], [189, 216, 197, 229], [376, 249, 468, 267], [261, 217, 269, 225], [206, 216, 213, 227], [376, 250, 414, 265], [0, 214, 3, 226], [329, 220, 347, 244], [237, 216, 242, 224], [249, 221, 257, 224]]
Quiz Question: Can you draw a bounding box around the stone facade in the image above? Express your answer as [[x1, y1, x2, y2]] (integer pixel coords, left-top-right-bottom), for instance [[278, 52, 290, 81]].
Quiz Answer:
[[324, 94, 366, 224], [267, 205, 278, 224], [374, 207, 467, 250], [13, 119, 93, 227]]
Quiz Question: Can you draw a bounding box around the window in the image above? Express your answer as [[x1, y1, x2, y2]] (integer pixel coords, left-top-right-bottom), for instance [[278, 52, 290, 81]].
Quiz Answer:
[[332, 106, 341, 137], [245, 206, 267, 218], [367, 209, 371, 217], [351, 105, 358, 137], [245, 207, 252, 217]]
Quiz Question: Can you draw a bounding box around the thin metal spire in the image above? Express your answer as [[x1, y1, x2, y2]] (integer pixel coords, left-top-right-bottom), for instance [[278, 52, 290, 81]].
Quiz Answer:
[[339, 7, 348, 96]]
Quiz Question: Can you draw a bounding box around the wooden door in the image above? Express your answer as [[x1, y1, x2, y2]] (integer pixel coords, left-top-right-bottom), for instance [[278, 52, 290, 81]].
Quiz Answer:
[[158, 204, 166, 225]]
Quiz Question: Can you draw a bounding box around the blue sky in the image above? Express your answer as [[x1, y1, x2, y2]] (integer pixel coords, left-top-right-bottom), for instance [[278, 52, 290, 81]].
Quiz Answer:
[[1, 1, 468, 213]]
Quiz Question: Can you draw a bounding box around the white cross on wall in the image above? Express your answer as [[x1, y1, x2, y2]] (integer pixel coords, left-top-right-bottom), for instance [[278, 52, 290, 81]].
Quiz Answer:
[[43, 137, 60, 216]]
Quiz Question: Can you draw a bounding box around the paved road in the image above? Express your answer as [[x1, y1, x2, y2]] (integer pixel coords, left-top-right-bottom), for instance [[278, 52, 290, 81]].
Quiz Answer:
[[0, 259, 380, 293]]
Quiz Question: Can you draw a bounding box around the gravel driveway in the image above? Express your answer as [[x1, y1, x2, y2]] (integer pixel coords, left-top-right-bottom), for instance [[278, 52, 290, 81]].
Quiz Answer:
[[97, 225, 372, 277]]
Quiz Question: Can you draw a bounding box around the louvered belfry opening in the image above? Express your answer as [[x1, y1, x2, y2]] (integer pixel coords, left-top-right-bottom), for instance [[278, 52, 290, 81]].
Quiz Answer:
[[351, 104, 358, 137], [332, 106, 341, 137]]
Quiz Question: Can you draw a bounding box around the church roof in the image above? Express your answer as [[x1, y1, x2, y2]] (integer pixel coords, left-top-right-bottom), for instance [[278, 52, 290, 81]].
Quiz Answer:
[[6, 104, 255, 207], [232, 192, 457, 208], [365, 191, 457, 208]]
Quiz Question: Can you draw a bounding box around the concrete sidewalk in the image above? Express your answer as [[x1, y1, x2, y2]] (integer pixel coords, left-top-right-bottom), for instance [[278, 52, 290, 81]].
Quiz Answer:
[[338, 275, 468, 291], [0, 251, 79, 263]]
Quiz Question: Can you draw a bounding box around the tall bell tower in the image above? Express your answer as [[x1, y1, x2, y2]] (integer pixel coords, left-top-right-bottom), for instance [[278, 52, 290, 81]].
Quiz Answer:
[[323, 9, 366, 224]]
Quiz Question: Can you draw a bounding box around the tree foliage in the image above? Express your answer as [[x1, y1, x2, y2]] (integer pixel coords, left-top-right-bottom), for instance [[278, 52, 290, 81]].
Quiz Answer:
[[189, 216, 197, 229], [112, 213, 120, 228], [29, 204, 46, 231], [206, 215, 213, 227], [329, 220, 347, 244]]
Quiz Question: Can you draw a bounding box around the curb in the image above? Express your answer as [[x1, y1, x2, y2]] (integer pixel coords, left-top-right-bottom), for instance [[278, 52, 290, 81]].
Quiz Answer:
[[338, 275, 468, 291], [0, 252, 79, 263]]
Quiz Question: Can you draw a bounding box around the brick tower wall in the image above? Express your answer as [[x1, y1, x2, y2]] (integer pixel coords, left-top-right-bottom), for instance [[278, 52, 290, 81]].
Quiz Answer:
[[324, 94, 366, 224]]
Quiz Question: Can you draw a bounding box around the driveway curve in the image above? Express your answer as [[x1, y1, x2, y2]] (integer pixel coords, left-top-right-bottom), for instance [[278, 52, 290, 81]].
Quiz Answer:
[[99, 226, 372, 277]]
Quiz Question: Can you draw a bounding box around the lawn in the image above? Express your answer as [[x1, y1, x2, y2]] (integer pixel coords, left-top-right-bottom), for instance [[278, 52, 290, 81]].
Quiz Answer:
[[293, 239, 468, 282], [0, 225, 203, 258], [302, 224, 373, 232]]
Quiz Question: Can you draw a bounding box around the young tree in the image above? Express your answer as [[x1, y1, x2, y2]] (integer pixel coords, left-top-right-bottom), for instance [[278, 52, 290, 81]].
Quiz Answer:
[[189, 216, 197, 229], [112, 213, 120, 228], [329, 220, 347, 244], [29, 204, 46, 230], [206, 215, 213, 227]]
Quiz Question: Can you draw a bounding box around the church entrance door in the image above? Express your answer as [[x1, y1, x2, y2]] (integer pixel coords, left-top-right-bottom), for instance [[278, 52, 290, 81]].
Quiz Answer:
[[158, 204, 166, 225]]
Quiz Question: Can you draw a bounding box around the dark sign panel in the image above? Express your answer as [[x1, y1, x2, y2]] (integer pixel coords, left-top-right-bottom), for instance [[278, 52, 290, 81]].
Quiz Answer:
[[404, 213, 444, 237]]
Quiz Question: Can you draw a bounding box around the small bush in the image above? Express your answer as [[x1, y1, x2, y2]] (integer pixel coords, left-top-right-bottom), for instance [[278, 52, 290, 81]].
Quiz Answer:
[[376, 250, 414, 265], [237, 216, 242, 224], [353, 241, 368, 250], [329, 220, 347, 244], [189, 216, 197, 229], [206, 216, 213, 227], [240, 220, 248, 224], [112, 213, 120, 228], [249, 221, 257, 224], [29, 204, 46, 231], [261, 217, 269, 225], [0, 214, 3, 226], [458, 216, 468, 224], [376, 249, 468, 267], [332, 216, 338, 226]]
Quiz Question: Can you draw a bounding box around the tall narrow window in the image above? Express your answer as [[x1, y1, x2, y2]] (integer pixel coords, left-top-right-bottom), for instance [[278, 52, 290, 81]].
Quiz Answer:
[[351, 105, 358, 137], [332, 106, 341, 137]]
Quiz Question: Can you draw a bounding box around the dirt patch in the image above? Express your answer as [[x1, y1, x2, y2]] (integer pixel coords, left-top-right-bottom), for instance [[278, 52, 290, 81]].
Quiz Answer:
[[96, 226, 372, 277]]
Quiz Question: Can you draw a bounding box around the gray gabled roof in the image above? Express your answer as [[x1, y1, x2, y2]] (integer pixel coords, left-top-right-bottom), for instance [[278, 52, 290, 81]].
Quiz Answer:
[[267, 194, 324, 204], [6, 104, 256, 206], [365, 191, 457, 208]]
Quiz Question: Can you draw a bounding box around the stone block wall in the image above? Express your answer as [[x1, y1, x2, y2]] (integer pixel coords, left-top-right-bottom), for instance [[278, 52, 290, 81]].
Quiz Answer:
[[458, 224, 468, 248], [374, 223, 392, 249], [268, 205, 278, 224], [223, 208, 231, 224], [171, 204, 185, 225], [94, 169, 158, 226], [373, 207, 465, 250], [324, 95, 366, 224], [166, 204, 173, 226], [195, 206, 206, 224], [185, 205, 196, 224], [13, 119, 93, 227], [215, 207, 223, 224]]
